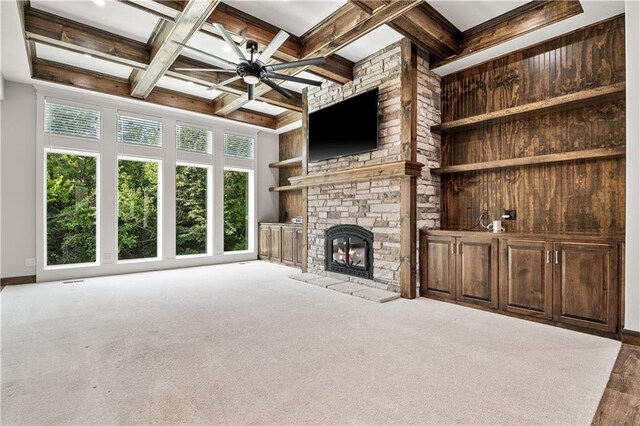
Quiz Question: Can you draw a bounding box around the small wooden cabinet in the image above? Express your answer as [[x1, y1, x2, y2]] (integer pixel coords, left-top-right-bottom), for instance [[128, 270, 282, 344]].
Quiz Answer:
[[420, 230, 623, 336], [258, 223, 303, 268], [423, 234, 498, 308]]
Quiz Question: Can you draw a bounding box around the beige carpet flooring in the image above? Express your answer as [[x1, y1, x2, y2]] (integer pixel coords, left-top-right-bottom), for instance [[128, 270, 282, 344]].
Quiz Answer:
[[1, 261, 620, 425]]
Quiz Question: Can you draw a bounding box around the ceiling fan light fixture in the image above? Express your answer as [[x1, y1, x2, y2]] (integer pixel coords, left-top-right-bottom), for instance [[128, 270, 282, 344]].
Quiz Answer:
[[242, 74, 260, 85]]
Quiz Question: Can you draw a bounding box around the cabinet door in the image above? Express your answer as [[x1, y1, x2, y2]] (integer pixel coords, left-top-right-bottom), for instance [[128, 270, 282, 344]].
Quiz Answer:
[[553, 242, 618, 333], [500, 240, 553, 319], [294, 228, 303, 268], [457, 236, 499, 308], [258, 225, 270, 259], [281, 226, 296, 265], [269, 226, 282, 262], [423, 235, 456, 299]]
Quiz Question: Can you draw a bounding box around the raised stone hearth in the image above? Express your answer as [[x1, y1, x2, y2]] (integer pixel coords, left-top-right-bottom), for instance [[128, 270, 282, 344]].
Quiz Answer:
[[288, 273, 400, 303]]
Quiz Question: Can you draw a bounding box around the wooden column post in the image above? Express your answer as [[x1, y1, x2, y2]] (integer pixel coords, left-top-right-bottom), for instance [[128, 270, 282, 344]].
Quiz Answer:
[[301, 88, 309, 272], [399, 38, 418, 298]]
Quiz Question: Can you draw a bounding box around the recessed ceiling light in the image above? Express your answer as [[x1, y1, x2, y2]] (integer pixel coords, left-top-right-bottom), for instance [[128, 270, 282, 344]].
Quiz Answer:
[[92, 0, 106, 6], [222, 45, 231, 52]]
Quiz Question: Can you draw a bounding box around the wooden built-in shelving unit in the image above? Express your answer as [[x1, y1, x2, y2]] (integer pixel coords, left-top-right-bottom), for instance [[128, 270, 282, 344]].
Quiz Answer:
[[432, 147, 625, 175], [432, 82, 625, 134], [268, 185, 305, 192]]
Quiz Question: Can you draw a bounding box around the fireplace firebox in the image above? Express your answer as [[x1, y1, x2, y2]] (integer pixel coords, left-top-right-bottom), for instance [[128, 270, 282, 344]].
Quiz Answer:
[[325, 225, 373, 279]]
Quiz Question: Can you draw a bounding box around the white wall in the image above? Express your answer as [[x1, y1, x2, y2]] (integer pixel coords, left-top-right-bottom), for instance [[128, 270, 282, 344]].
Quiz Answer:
[[625, 0, 640, 333], [0, 82, 36, 278], [0, 81, 280, 281]]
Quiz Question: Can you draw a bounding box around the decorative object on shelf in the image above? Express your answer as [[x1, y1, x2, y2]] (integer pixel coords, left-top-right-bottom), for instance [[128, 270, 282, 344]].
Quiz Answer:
[[488, 220, 505, 233]]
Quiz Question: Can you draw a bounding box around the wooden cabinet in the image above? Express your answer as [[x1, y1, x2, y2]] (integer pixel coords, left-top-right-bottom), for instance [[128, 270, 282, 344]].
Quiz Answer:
[[422, 234, 498, 308], [457, 237, 499, 308], [258, 223, 302, 269], [500, 240, 553, 319], [420, 230, 623, 337], [553, 242, 618, 333]]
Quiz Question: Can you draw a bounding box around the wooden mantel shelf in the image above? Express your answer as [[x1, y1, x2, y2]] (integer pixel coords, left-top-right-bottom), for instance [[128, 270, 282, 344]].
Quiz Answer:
[[431, 147, 625, 174], [432, 82, 626, 133], [288, 160, 424, 188]]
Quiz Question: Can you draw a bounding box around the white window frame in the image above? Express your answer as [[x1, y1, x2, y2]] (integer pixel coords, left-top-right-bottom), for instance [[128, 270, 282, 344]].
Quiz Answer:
[[44, 97, 103, 142], [117, 110, 164, 149], [116, 155, 163, 263], [176, 121, 214, 156], [175, 162, 213, 258], [222, 166, 255, 255], [43, 147, 101, 270]]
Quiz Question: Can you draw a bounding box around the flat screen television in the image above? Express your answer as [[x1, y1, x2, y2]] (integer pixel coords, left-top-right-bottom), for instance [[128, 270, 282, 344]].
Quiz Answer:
[[308, 88, 379, 162]]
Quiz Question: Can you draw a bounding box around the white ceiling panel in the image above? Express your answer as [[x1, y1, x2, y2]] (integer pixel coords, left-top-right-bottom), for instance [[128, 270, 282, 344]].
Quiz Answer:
[[243, 100, 287, 116], [335, 25, 404, 63], [157, 76, 223, 100], [31, 0, 158, 43], [35, 43, 134, 79], [428, 0, 530, 32], [183, 31, 248, 67], [223, 0, 346, 36]]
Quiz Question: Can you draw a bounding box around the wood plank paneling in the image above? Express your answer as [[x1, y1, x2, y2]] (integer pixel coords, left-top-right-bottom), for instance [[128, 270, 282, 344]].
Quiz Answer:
[[278, 128, 303, 222], [593, 345, 640, 425], [439, 16, 626, 236]]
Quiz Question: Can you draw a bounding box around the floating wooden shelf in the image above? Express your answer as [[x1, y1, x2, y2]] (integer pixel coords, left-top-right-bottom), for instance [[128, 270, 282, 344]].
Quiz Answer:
[[288, 160, 424, 188], [431, 82, 625, 134], [269, 185, 304, 192], [431, 147, 626, 174], [268, 156, 303, 168]]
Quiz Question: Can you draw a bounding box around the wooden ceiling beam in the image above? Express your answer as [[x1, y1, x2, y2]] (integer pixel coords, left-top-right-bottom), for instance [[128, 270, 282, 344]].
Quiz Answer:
[[433, 0, 584, 68], [300, 1, 422, 59], [119, 0, 355, 84], [129, 0, 220, 98], [349, 0, 461, 60], [275, 111, 302, 129], [32, 59, 276, 129], [23, 7, 301, 111]]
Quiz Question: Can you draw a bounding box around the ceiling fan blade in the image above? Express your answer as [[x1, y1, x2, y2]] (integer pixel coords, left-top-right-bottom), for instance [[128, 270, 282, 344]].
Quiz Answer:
[[173, 68, 237, 72], [267, 72, 323, 87], [247, 83, 255, 101], [257, 30, 289, 64], [213, 23, 246, 62], [268, 57, 326, 71], [263, 78, 294, 99], [208, 75, 242, 91], [172, 41, 238, 68]]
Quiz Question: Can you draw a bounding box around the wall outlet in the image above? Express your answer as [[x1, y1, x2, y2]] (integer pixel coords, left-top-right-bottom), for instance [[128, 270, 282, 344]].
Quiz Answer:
[[25, 258, 36, 267], [504, 209, 517, 220]]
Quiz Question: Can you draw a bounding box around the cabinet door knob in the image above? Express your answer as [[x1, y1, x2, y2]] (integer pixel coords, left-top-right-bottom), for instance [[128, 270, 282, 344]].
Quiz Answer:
[[555, 250, 559, 265], [546, 250, 550, 264]]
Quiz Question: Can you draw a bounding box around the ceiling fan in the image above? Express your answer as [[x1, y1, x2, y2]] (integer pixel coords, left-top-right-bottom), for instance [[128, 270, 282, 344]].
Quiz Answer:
[[172, 24, 325, 100]]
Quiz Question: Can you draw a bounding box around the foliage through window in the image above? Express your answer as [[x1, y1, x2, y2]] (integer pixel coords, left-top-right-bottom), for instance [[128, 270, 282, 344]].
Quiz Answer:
[[117, 114, 162, 147], [46, 152, 97, 265], [224, 170, 249, 251], [176, 165, 208, 255], [44, 101, 101, 139], [118, 159, 159, 260], [224, 133, 254, 159], [176, 124, 212, 154]]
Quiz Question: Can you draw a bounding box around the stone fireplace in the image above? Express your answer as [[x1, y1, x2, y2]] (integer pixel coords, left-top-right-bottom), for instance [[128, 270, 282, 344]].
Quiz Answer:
[[325, 225, 374, 279], [291, 39, 441, 296]]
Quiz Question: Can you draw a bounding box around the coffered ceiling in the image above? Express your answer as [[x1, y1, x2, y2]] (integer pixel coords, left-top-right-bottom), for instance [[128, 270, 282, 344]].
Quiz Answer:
[[0, 0, 626, 132]]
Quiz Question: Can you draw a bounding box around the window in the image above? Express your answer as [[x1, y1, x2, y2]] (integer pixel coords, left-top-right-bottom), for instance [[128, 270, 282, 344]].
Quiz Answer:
[[118, 158, 160, 260], [224, 133, 254, 159], [46, 151, 98, 266], [117, 114, 162, 147], [223, 169, 250, 251], [176, 124, 212, 154], [44, 100, 101, 139], [176, 164, 209, 256]]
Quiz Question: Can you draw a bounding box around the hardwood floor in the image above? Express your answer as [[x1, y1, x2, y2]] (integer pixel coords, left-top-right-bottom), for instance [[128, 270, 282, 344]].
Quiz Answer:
[[593, 344, 640, 425]]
